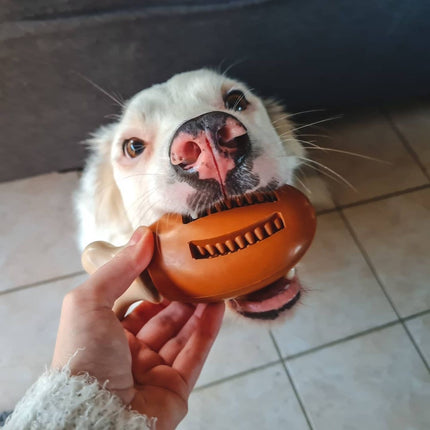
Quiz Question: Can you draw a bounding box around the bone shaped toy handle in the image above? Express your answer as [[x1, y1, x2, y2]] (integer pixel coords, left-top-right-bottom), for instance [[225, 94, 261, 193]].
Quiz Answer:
[[81, 240, 162, 318]]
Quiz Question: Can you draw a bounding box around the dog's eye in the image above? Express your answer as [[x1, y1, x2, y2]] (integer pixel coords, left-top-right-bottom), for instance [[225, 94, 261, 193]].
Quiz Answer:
[[224, 90, 249, 112], [123, 138, 145, 158]]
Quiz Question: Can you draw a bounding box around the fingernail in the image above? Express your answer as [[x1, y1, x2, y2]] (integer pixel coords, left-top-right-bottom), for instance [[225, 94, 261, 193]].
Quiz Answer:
[[128, 227, 146, 246]]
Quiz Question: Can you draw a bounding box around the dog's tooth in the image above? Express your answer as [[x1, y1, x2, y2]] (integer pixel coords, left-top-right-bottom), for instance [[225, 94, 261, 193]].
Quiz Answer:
[[225, 240, 236, 252], [254, 227, 265, 241], [205, 244, 216, 256], [225, 199, 232, 209], [274, 216, 284, 230], [256, 193, 265, 203], [215, 242, 227, 254], [236, 195, 244, 206], [244, 231, 256, 244], [264, 222, 275, 236], [286, 267, 296, 280], [245, 193, 254, 204], [196, 245, 208, 257], [234, 235, 246, 249]]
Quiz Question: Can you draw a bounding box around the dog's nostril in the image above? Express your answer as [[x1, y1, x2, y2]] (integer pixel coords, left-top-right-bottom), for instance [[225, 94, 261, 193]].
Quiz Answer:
[[220, 133, 250, 150], [217, 123, 248, 150], [171, 140, 201, 169], [217, 125, 233, 144]]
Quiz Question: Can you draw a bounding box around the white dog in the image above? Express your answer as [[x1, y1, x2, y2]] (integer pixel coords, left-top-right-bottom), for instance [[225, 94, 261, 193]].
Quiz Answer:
[[75, 69, 307, 320]]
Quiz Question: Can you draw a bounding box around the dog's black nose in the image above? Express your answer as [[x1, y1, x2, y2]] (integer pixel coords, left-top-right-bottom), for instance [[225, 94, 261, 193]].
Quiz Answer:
[[170, 112, 251, 185]]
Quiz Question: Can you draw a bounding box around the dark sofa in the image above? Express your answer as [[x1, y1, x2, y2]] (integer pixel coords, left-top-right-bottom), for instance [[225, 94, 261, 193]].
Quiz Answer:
[[1, 0, 429, 182]]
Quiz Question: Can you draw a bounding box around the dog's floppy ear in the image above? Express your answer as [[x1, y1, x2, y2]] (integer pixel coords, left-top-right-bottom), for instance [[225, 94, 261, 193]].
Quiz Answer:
[[75, 124, 133, 249]]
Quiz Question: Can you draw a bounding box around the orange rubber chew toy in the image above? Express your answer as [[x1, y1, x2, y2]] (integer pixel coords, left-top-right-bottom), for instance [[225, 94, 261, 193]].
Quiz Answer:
[[82, 185, 316, 317]]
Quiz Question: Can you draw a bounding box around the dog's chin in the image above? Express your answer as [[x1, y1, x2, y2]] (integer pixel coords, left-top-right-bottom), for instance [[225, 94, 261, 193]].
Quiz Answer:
[[227, 274, 302, 320]]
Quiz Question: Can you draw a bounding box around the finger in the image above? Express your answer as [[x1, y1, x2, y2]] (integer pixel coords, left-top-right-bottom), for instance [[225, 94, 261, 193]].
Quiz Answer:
[[82, 227, 154, 308], [135, 302, 196, 351], [122, 299, 170, 335], [173, 302, 225, 392], [125, 331, 166, 380], [159, 303, 208, 365]]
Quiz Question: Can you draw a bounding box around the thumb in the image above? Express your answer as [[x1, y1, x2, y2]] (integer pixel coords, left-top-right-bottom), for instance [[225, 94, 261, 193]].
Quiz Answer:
[[84, 226, 154, 308]]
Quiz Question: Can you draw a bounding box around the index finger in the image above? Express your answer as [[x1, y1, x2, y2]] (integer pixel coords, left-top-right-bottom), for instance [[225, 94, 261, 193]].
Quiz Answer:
[[121, 299, 170, 335]]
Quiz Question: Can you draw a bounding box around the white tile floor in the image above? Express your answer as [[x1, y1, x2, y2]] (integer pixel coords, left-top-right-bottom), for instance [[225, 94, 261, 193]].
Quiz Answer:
[[1, 102, 429, 429]]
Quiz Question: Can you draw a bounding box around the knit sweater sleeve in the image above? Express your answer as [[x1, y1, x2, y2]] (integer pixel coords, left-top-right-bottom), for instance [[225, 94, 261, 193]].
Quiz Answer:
[[3, 367, 157, 430]]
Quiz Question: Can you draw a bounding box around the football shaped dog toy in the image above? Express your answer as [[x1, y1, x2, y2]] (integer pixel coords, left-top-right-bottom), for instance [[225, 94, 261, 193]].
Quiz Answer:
[[82, 185, 316, 316]]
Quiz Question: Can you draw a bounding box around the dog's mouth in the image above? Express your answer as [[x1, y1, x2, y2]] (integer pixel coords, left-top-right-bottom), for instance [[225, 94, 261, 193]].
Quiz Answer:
[[183, 187, 303, 320], [182, 187, 278, 224], [228, 270, 301, 320]]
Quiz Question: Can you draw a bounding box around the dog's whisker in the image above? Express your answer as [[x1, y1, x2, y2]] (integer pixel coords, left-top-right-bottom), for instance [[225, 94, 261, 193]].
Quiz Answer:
[[293, 172, 312, 194], [104, 113, 122, 121], [278, 131, 295, 138], [128, 187, 159, 214], [295, 166, 312, 192], [299, 155, 356, 189], [291, 115, 343, 133], [270, 114, 291, 126], [74, 72, 125, 108], [280, 138, 390, 164], [272, 109, 328, 126], [288, 108, 327, 118], [133, 189, 159, 213], [299, 157, 357, 191], [299, 161, 347, 188], [111, 90, 126, 107], [296, 133, 334, 140], [218, 58, 248, 76], [138, 198, 163, 224], [303, 145, 390, 164]]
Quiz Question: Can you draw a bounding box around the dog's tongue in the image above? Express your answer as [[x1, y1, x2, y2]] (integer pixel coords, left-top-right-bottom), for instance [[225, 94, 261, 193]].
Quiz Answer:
[[230, 276, 301, 314]]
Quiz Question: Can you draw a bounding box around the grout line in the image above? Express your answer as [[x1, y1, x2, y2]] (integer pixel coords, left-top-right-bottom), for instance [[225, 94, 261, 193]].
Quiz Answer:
[[316, 183, 430, 216], [392, 320, 430, 372], [315, 207, 337, 216], [0, 271, 87, 296], [269, 331, 314, 430], [193, 359, 281, 392], [285, 320, 400, 361], [192, 309, 430, 394], [382, 109, 430, 182], [404, 308, 430, 322], [338, 209, 430, 374], [193, 315, 424, 395]]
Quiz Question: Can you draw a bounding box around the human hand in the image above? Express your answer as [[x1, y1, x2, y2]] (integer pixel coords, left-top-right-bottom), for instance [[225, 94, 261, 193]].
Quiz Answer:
[[52, 227, 225, 430]]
